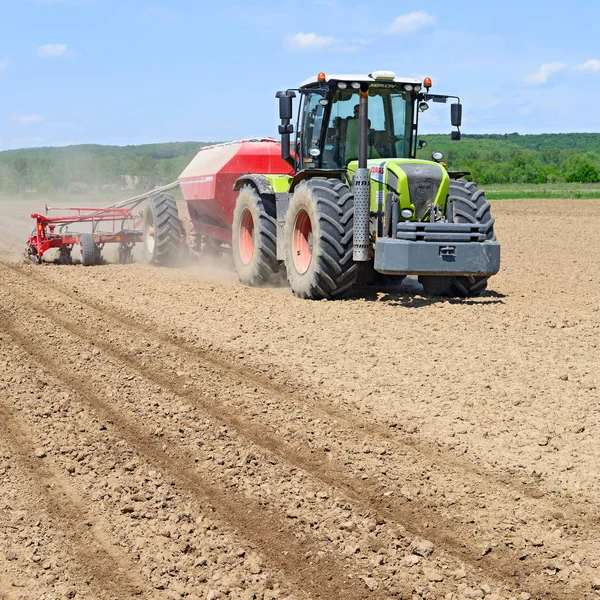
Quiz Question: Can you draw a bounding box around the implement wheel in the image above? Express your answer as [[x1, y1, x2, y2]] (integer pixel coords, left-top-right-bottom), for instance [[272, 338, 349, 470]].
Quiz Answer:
[[59, 246, 72, 265], [80, 234, 101, 266], [118, 244, 133, 264], [284, 177, 356, 300], [27, 246, 41, 265], [143, 192, 181, 266], [232, 185, 281, 286], [419, 179, 496, 297]]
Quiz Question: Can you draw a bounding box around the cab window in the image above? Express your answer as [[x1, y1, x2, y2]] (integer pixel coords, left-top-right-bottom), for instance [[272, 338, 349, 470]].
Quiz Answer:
[[299, 92, 326, 167], [322, 88, 412, 168]]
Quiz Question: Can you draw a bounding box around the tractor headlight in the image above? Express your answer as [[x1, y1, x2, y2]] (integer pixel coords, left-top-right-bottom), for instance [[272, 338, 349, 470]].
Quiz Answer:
[[414, 84, 422, 92], [403, 84, 414, 92], [337, 82, 347, 89], [351, 82, 361, 89], [401, 209, 413, 219]]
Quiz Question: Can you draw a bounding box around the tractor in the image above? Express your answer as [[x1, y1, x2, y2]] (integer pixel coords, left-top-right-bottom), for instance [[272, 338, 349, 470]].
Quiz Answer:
[[229, 70, 500, 299]]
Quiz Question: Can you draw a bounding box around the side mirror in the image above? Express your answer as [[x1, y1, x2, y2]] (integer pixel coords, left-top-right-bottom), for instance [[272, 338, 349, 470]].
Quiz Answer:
[[451, 131, 461, 141], [451, 103, 462, 127], [275, 90, 296, 167], [276, 90, 295, 120]]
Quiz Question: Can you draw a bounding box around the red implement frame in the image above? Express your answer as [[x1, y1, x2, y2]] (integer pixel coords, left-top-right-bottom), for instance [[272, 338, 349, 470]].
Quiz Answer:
[[25, 183, 179, 264], [27, 206, 142, 264]]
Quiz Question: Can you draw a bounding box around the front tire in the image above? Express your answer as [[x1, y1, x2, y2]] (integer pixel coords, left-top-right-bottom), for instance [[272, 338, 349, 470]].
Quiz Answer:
[[419, 179, 496, 297], [284, 177, 356, 300], [143, 192, 181, 266], [232, 185, 282, 286]]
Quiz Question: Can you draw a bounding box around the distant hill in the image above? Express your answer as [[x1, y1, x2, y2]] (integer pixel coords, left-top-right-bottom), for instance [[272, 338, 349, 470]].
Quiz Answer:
[[0, 141, 216, 195], [0, 141, 211, 160], [1, 133, 599, 194]]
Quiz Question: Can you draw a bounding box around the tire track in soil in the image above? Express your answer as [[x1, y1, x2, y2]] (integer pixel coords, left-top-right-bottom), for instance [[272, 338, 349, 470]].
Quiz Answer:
[[0, 398, 150, 599], [1, 261, 580, 512], [0, 263, 589, 599], [0, 314, 387, 600]]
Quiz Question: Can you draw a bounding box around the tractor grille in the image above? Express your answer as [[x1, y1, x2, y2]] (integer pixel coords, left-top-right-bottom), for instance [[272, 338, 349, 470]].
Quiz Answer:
[[396, 222, 487, 243], [397, 164, 443, 220]]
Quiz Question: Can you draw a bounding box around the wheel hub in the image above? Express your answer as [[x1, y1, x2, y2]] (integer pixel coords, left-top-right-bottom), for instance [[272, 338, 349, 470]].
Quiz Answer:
[[292, 209, 313, 274], [239, 208, 255, 265], [145, 218, 155, 254]]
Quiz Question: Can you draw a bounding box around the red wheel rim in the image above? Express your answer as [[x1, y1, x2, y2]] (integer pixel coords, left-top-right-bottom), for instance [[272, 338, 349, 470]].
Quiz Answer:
[[239, 208, 254, 265], [292, 209, 312, 274]]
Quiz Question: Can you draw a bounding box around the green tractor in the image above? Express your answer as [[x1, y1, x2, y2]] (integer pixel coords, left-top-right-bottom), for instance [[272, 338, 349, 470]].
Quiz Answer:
[[232, 70, 500, 299]]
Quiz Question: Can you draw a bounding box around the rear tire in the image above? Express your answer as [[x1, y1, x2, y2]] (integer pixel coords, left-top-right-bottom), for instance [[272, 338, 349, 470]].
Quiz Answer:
[[143, 192, 181, 266], [285, 177, 356, 300], [419, 179, 496, 297], [80, 234, 100, 266], [232, 185, 282, 286]]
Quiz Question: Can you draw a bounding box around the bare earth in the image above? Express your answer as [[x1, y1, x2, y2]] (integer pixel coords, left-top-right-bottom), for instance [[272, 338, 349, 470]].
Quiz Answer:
[[0, 198, 599, 600]]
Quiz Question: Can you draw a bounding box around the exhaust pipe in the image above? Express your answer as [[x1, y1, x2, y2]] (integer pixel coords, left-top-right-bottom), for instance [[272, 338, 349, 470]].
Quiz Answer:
[[353, 86, 370, 262]]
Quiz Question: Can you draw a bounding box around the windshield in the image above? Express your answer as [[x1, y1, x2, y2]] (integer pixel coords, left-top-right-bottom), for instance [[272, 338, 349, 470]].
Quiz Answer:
[[320, 87, 413, 169]]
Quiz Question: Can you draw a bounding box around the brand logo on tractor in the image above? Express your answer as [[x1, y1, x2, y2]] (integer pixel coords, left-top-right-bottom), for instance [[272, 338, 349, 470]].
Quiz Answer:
[[370, 166, 385, 183]]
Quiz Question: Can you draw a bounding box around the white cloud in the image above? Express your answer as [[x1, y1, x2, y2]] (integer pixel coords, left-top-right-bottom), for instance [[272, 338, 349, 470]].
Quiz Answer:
[[523, 62, 567, 85], [388, 12, 436, 35], [285, 32, 365, 53], [12, 114, 43, 125], [37, 44, 68, 58], [0, 57, 8, 72], [285, 32, 337, 52], [575, 59, 600, 72]]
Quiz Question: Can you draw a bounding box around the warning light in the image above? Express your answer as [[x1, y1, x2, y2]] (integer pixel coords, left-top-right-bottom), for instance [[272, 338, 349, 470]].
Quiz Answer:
[[424, 77, 432, 90], [317, 72, 327, 82]]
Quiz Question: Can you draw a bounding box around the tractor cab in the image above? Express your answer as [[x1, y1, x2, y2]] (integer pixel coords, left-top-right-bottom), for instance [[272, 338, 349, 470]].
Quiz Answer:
[[276, 71, 462, 174], [298, 72, 418, 170]]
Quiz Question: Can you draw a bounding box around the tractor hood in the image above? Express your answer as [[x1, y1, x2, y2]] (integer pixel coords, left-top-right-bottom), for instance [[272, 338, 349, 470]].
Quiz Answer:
[[348, 159, 450, 222]]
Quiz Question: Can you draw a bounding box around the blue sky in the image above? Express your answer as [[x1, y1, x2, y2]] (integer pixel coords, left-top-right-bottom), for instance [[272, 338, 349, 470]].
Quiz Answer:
[[1, 0, 599, 150]]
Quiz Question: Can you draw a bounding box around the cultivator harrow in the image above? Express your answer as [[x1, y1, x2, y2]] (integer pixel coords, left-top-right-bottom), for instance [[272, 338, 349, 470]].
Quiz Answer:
[[26, 182, 178, 265]]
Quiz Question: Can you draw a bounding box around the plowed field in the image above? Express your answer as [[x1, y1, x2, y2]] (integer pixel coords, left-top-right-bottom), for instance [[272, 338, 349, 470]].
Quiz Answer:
[[1, 199, 599, 600]]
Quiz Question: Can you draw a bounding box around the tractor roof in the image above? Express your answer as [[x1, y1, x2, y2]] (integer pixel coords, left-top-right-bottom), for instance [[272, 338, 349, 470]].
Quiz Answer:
[[300, 71, 422, 88]]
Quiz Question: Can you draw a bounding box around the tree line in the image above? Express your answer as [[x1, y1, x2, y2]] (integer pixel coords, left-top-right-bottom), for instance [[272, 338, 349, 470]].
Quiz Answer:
[[1, 133, 599, 195], [416, 133, 600, 185]]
